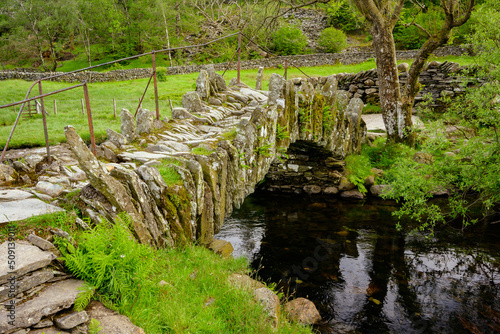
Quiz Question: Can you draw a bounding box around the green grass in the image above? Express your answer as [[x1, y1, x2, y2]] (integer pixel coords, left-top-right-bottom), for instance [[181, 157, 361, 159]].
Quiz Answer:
[[54, 214, 313, 334], [0, 55, 475, 150], [155, 159, 184, 186]]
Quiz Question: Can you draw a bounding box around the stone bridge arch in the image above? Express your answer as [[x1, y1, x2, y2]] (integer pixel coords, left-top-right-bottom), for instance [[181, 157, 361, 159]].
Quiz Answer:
[[65, 67, 366, 247]]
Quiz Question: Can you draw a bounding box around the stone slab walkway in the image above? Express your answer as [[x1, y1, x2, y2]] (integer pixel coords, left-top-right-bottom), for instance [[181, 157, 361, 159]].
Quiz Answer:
[[362, 113, 423, 131], [0, 189, 64, 224]]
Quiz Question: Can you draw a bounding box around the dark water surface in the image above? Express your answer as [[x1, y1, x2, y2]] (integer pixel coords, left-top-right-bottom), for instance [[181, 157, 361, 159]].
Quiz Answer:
[[216, 192, 500, 334]]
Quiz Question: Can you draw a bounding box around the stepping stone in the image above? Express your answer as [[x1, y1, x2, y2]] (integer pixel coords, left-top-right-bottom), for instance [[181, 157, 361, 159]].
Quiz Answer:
[[0, 240, 56, 284], [0, 279, 84, 332], [0, 198, 64, 224], [0, 189, 33, 201]]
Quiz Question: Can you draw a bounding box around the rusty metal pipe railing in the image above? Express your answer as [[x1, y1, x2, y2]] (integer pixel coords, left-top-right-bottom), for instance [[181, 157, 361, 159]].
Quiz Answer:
[[38, 81, 50, 159], [152, 51, 160, 120], [135, 73, 154, 117], [1, 82, 86, 161]]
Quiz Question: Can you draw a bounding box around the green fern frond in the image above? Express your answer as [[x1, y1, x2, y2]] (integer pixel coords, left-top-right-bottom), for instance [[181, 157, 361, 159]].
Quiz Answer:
[[88, 318, 103, 334], [74, 282, 96, 311]]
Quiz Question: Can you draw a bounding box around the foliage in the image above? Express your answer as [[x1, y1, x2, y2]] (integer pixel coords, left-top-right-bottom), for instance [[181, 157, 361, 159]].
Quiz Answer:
[[393, 6, 445, 50], [192, 146, 214, 155], [156, 67, 168, 82], [317, 27, 348, 53], [345, 154, 373, 194], [276, 124, 289, 140], [381, 0, 500, 233], [271, 24, 308, 55], [362, 137, 415, 170], [326, 0, 366, 32], [88, 319, 103, 334]]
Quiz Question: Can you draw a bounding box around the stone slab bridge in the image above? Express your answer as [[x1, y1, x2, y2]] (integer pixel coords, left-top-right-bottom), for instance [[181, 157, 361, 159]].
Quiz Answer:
[[64, 65, 366, 247]]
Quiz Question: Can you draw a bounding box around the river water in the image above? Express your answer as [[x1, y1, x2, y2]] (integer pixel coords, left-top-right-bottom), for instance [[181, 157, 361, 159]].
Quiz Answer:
[[216, 192, 500, 334]]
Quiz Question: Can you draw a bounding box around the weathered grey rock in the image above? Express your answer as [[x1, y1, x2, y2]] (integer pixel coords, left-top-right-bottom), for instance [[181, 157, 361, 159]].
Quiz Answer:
[[253, 287, 280, 325], [136, 108, 154, 135], [208, 97, 222, 106], [284, 298, 321, 325], [24, 154, 44, 170], [118, 151, 170, 164], [0, 268, 54, 302], [0, 198, 64, 223], [338, 177, 356, 191], [0, 164, 17, 184], [75, 217, 90, 230], [121, 109, 136, 143], [303, 185, 321, 194], [364, 175, 375, 188], [0, 279, 84, 332], [196, 70, 210, 99], [268, 73, 286, 107], [65, 126, 153, 246], [106, 128, 128, 147], [182, 91, 204, 114], [161, 141, 190, 152], [26, 233, 57, 252], [86, 301, 145, 334], [172, 108, 210, 123], [32, 318, 54, 328], [55, 311, 89, 330], [398, 62, 409, 73], [255, 67, 264, 90], [12, 161, 31, 174], [240, 88, 267, 104], [323, 186, 339, 195], [228, 274, 266, 291], [341, 189, 364, 199], [208, 239, 233, 258], [35, 181, 65, 198], [0, 189, 33, 201], [68, 166, 87, 182]]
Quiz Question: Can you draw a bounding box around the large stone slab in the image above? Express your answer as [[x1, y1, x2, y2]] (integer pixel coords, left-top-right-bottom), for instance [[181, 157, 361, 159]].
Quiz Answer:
[[0, 189, 33, 201], [0, 198, 64, 223], [86, 301, 145, 334], [0, 241, 56, 284], [0, 279, 84, 332]]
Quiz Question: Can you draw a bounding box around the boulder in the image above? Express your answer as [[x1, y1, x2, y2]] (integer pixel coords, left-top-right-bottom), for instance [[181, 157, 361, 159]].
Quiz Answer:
[[413, 152, 434, 164], [397, 62, 409, 73], [253, 287, 280, 325], [255, 67, 264, 90], [55, 311, 89, 330], [370, 184, 391, 197], [323, 186, 339, 195], [196, 70, 210, 99], [341, 189, 364, 199], [228, 274, 265, 291], [284, 298, 322, 325], [121, 109, 136, 143], [208, 239, 233, 258], [106, 128, 128, 147], [303, 185, 321, 194], [35, 181, 65, 198], [338, 177, 356, 191], [268, 73, 286, 107], [182, 91, 204, 114], [86, 301, 145, 334], [0, 268, 54, 302], [136, 108, 154, 135]]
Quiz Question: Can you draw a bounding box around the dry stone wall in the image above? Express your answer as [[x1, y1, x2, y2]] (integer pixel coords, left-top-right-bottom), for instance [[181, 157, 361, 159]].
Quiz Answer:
[[0, 46, 469, 83]]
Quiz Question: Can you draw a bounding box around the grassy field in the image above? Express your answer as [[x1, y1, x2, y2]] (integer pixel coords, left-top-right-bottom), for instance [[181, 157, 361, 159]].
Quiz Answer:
[[0, 55, 475, 150]]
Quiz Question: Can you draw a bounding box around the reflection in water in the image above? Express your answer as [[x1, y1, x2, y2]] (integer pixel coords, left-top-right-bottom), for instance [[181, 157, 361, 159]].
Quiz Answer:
[[216, 192, 500, 334]]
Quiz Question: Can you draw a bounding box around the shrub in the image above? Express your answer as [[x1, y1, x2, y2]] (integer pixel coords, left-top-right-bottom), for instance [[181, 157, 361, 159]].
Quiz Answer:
[[317, 27, 348, 53], [156, 67, 167, 82], [326, 0, 366, 32], [271, 24, 308, 55]]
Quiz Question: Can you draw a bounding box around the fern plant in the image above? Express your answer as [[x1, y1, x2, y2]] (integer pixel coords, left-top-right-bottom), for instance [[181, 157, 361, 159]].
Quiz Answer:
[[345, 154, 373, 194]]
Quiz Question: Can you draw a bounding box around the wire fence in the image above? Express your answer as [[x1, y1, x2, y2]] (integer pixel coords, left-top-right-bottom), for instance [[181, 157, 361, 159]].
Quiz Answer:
[[0, 32, 310, 162]]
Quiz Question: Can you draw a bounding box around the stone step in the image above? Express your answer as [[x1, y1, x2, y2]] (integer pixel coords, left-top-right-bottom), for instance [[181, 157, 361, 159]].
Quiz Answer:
[[0, 279, 84, 333]]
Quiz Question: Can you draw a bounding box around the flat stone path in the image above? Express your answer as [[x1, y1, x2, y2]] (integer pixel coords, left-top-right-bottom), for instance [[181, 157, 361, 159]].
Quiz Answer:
[[362, 113, 423, 131], [0, 189, 64, 224]]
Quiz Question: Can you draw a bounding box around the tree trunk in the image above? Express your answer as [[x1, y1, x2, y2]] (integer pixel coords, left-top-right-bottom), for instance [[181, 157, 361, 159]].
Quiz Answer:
[[371, 21, 414, 144]]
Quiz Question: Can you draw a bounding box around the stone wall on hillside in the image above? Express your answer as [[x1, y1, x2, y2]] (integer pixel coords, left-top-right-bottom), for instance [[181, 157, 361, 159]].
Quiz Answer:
[[0, 46, 469, 83]]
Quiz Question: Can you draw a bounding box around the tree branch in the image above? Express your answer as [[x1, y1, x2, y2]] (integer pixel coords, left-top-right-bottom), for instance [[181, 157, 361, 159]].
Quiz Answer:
[[404, 20, 432, 37], [452, 0, 475, 27], [390, 0, 406, 27]]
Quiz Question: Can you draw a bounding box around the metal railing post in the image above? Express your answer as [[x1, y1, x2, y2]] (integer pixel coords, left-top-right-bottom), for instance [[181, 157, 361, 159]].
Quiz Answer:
[[83, 83, 97, 157], [237, 32, 241, 84], [152, 51, 160, 120], [38, 81, 50, 159]]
